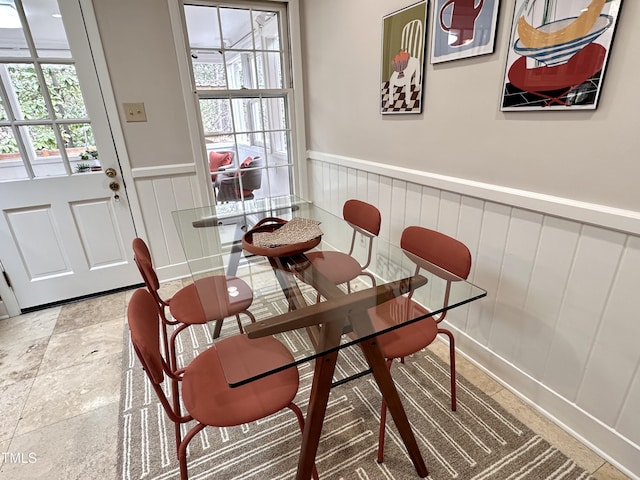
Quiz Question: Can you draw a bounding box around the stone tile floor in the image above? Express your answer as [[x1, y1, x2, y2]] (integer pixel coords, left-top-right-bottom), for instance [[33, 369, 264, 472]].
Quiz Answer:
[[0, 283, 633, 479]]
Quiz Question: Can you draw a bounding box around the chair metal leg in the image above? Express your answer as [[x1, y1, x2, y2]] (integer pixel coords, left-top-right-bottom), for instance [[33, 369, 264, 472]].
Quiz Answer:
[[178, 423, 206, 480], [169, 323, 190, 372], [234, 314, 244, 333]]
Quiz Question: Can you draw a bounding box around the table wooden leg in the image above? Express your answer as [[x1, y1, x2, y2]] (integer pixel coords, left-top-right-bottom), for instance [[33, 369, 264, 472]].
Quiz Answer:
[[296, 349, 338, 480], [359, 337, 429, 478]]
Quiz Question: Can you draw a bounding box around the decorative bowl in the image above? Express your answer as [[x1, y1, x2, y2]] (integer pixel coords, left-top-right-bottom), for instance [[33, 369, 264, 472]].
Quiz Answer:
[[514, 14, 612, 67]]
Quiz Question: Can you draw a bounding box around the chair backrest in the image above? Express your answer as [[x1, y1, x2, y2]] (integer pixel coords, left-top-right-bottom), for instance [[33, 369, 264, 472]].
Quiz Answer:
[[401, 226, 471, 280], [343, 199, 381, 237], [238, 157, 264, 193], [132, 237, 161, 295], [209, 150, 233, 181], [401, 19, 423, 63], [127, 289, 166, 385]]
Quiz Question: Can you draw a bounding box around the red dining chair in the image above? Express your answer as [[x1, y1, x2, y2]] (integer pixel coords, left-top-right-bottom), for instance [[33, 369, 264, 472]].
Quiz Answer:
[[127, 289, 318, 480], [368, 226, 472, 463], [132, 237, 256, 370], [305, 199, 381, 300]]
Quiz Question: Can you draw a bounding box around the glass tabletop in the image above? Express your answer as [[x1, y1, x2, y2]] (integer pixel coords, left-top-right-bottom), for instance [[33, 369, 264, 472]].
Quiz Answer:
[[172, 195, 487, 387]]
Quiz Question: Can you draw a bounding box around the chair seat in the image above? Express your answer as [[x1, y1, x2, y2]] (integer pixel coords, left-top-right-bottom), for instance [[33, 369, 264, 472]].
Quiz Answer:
[[169, 276, 253, 325], [306, 251, 363, 285], [181, 335, 299, 427], [368, 297, 438, 360]]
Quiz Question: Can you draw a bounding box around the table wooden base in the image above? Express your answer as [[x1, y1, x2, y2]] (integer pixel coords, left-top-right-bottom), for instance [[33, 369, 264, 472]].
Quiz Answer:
[[265, 256, 428, 480]]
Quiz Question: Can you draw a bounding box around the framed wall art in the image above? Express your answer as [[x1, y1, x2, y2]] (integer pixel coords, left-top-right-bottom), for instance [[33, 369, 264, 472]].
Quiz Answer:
[[431, 0, 501, 63], [381, 1, 428, 114], [501, 0, 623, 111]]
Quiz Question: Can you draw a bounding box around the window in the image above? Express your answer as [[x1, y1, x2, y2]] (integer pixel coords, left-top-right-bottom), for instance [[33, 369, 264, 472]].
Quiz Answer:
[[0, 0, 99, 181], [183, 2, 294, 202]]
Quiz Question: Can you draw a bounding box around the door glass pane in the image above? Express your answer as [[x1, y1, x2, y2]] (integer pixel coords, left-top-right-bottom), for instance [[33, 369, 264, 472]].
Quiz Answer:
[[0, 1, 29, 58], [0, 126, 28, 180], [1, 0, 96, 181], [0, 99, 7, 120], [184, 5, 221, 49], [60, 122, 98, 171], [27, 124, 65, 176], [7, 63, 51, 120], [199, 98, 232, 134], [23, 0, 71, 58], [42, 64, 87, 118]]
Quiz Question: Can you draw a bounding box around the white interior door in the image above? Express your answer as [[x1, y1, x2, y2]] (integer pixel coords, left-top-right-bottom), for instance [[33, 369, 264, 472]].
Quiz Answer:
[[0, 0, 140, 311]]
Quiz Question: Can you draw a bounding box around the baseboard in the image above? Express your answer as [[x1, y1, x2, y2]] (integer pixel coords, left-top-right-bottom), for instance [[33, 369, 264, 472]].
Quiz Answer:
[[447, 325, 640, 479]]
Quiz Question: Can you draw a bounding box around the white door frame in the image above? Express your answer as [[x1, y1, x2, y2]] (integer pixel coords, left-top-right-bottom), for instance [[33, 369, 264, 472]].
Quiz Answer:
[[79, 0, 146, 237]]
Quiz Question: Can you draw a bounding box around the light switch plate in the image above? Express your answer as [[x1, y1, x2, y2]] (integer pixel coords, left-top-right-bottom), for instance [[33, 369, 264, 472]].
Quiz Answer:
[[123, 102, 147, 122]]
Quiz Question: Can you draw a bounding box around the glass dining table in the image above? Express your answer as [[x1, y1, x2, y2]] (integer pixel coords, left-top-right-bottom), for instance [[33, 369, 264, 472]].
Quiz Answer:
[[172, 195, 487, 480]]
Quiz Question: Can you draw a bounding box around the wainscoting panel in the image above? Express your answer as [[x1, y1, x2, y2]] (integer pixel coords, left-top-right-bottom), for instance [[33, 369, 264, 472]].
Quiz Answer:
[[132, 164, 205, 280], [307, 154, 640, 478]]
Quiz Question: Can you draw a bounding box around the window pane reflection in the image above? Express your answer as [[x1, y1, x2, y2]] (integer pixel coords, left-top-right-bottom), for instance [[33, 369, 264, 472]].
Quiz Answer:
[[42, 64, 87, 118], [7, 63, 49, 120], [199, 98, 232, 134], [0, 126, 28, 180], [257, 52, 282, 89], [220, 8, 252, 48], [184, 5, 221, 49], [26, 124, 65, 176], [252, 11, 280, 51], [225, 51, 256, 89], [23, 0, 71, 58], [0, 1, 29, 58], [192, 52, 227, 89], [231, 98, 263, 133]]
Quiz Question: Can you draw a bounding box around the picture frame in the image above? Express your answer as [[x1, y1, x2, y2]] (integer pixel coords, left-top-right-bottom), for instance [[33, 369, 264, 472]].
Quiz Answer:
[[380, 1, 428, 114], [500, 0, 623, 111], [431, 0, 501, 63]]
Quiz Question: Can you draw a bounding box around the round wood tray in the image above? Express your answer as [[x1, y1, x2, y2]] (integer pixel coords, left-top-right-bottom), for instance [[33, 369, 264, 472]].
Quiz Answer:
[[241, 217, 321, 257]]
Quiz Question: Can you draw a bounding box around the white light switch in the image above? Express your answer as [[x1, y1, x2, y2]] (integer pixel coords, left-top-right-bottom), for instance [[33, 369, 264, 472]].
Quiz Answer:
[[123, 102, 147, 122]]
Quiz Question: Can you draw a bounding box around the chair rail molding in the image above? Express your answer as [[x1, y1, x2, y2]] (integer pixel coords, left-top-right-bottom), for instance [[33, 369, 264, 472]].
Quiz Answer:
[[307, 151, 640, 236]]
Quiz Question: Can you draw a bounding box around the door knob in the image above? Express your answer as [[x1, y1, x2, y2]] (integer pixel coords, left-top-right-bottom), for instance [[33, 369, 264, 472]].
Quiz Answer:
[[105, 167, 117, 178]]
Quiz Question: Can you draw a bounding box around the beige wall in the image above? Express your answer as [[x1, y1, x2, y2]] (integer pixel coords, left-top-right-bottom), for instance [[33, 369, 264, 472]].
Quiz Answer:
[[300, 0, 638, 212], [92, 0, 192, 169]]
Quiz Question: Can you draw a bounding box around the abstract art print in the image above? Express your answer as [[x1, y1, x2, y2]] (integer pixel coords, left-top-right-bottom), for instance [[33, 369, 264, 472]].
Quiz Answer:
[[381, 1, 428, 114], [431, 0, 501, 63], [501, 0, 623, 111]]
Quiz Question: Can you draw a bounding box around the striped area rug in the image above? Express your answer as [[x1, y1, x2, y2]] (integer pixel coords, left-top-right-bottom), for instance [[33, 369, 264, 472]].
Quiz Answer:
[[117, 287, 594, 480]]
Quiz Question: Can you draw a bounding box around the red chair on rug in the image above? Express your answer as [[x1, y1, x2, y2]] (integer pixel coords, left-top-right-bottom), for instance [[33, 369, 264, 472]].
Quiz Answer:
[[368, 226, 472, 463], [132, 237, 256, 369], [305, 199, 381, 301], [127, 289, 318, 480]]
